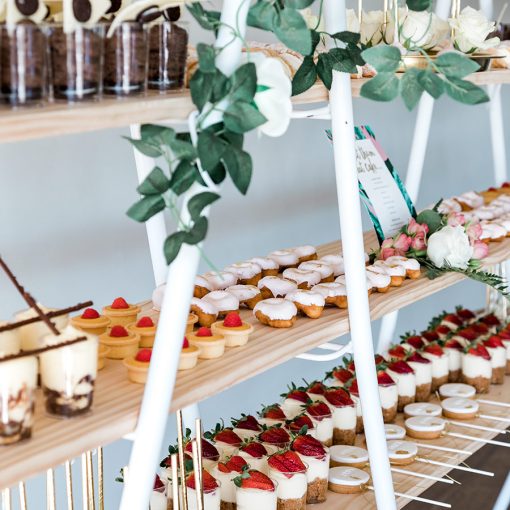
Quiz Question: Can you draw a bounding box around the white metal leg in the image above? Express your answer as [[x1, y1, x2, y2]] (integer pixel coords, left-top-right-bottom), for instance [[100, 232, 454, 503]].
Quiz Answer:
[[487, 84, 508, 186], [492, 472, 510, 510], [324, 2, 396, 508]]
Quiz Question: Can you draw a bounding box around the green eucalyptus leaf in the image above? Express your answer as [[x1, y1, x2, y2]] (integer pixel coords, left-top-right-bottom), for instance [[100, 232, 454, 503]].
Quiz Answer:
[[224, 101, 267, 134], [197, 131, 228, 171], [401, 68, 424, 110], [435, 52, 479, 78], [137, 167, 169, 195], [167, 137, 197, 160], [444, 77, 489, 105], [247, 1, 276, 30], [329, 48, 357, 73], [188, 192, 221, 221], [223, 130, 244, 150], [207, 162, 227, 184], [316, 52, 333, 89], [284, 0, 314, 8], [190, 69, 213, 111], [274, 8, 312, 55], [361, 45, 401, 72], [417, 69, 444, 99], [416, 209, 442, 233], [127, 195, 165, 222], [164, 231, 188, 264], [185, 216, 208, 244], [230, 63, 258, 102], [292, 56, 317, 96], [169, 160, 198, 194], [222, 146, 253, 195], [140, 124, 170, 141], [197, 43, 216, 74], [346, 44, 365, 67], [360, 72, 400, 101], [406, 0, 431, 11], [311, 30, 320, 53], [211, 69, 231, 102], [331, 31, 360, 45], [123, 137, 163, 158], [187, 3, 220, 31]]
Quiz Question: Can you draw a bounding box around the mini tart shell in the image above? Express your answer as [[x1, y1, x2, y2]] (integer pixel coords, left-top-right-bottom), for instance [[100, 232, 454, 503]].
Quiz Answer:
[[187, 333, 226, 359], [102, 304, 141, 327], [187, 313, 199, 333], [179, 346, 200, 370], [99, 332, 139, 359], [123, 357, 151, 384], [128, 323, 157, 348], [211, 321, 253, 347], [98, 344, 110, 370], [71, 315, 111, 335]]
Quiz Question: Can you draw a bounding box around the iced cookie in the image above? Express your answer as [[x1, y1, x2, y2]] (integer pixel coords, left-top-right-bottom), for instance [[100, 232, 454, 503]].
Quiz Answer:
[[439, 383, 476, 400], [329, 445, 368, 468], [441, 397, 479, 420], [203, 271, 238, 291], [387, 440, 418, 466], [384, 424, 406, 440], [403, 403, 441, 419]]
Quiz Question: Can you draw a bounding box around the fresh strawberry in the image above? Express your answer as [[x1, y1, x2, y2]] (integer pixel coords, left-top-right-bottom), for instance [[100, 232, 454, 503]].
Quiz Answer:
[[406, 352, 430, 364], [444, 339, 464, 351], [110, 325, 129, 337], [374, 354, 386, 365], [405, 336, 425, 350], [346, 359, 356, 372], [324, 388, 354, 407], [284, 389, 310, 403], [328, 367, 354, 384], [233, 415, 261, 432], [435, 325, 451, 337], [377, 370, 395, 386], [484, 335, 505, 348], [502, 182, 510, 188], [239, 441, 268, 459], [442, 314, 463, 327], [306, 402, 332, 419], [456, 308, 475, 321], [481, 314, 501, 327], [187, 470, 218, 491], [223, 312, 243, 327], [259, 404, 286, 421], [287, 414, 314, 432], [472, 323, 489, 335], [292, 434, 326, 459], [196, 327, 213, 337], [183, 337, 190, 349], [458, 327, 478, 341], [306, 381, 326, 395], [217, 455, 248, 473], [348, 378, 359, 396], [136, 316, 154, 328], [467, 343, 491, 361], [81, 308, 100, 319], [423, 343, 444, 357], [214, 428, 242, 445], [135, 348, 152, 362], [111, 297, 129, 309], [388, 345, 408, 360], [268, 450, 307, 478], [499, 329, 510, 340], [185, 438, 219, 461], [422, 330, 439, 342], [154, 475, 165, 490], [234, 470, 275, 491], [387, 360, 414, 374], [259, 426, 291, 447], [488, 186, 498, 191]]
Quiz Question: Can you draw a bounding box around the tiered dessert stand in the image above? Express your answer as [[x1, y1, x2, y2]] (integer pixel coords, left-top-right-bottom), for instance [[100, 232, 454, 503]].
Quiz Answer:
[[1, 0, 510, 509]]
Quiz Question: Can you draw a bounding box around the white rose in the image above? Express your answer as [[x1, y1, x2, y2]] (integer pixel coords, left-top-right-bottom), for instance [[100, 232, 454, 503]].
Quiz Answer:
[[450, 6, 500, 53], [427, 225, 474, 270], [346, 9, 360, 33], [251, 55, 292, 138], [299, 8, 324, 32], [399, 10, 449, 50], [360, 10, 385, 45]]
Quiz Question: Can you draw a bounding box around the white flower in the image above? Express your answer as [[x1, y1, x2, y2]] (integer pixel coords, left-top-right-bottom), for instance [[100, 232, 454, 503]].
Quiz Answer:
[[346, 9, 360, 33], [450, 6, 500, 53], [427, 225, 474, 270], [251, 55, 292, 138], [399, 10, 449, 50], [299, 8, 324, 32], [360, 10, 385, 45]]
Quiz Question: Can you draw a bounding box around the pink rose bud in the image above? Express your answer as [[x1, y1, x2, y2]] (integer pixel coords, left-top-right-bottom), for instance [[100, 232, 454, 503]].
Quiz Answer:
[[472, 240, 489, 260]]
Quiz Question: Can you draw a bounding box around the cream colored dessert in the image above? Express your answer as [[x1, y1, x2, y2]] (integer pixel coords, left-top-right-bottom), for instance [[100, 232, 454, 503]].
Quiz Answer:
[[267, 249, 299, 270], [268, 465, 307, 509], [224, 262, 263, 286], [444, 344, 463, 382], [326, 401, 356, 446], [225, 285, 262, 309], [421, 349, 449, 391], [319, 254, 344, 276], [485, 342, 507, 384], [404, 402, 441, 419], [247, 257, 279, 277], [296, 450, 330, 504], [0, 325, 20, 357], [387, 440, 418, 466], [257, 276, 297, 299], [203, 271, 238, 291], [439, 383, 476, 400], [387, 366, 416, 411], [152, 284, 166, 311], [329, 445, 368, 468], [405, 416, 446, 439], [71, 308, 110, 336], [128, 316, 157, 348], [406, 354, 432, 402], [282, 268, 322, 289], [328, 466, 369, 494], [102, 298, 140, 327], [187, 328, 225, 360], [236, 484, 277, 510], [211, 314, 253, 348], [379, 383, 398, 423], [441, 397, 479, 420], [291, 245, 318, 263], [462, 351, 492, 393], [307, 408, 334, 447], [186, 486, 221, 510], [299, 260, 334, 283], [99, 326, 139, 359], [384, 424, 406, 440]]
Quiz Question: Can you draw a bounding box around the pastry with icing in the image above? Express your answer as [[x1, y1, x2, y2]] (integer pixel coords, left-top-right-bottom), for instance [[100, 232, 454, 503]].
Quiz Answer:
[[202, 290, 239, 317], [226, 285, 262, 309], [190, 297, 218, 327], [71, 308, 110, 335], [298, 261, 334, 283], [335, 274, 373, 295], [187, 327, 225, 359], [373, 260, 406, 287], [312, 282, 348, 309], [291, 245, 318, 263], [124, 348, 153, 384], [319, 254, 344, 277], [366, 268, 391, 293], [247, 257, 279, 277], [328, 466, 369, 494], [285, 289, 325, 319], [224, 262, 263, 286], [257, 276, 297, 299], [455, 191, 484, 211], [211, 312, 253, 347], [128, 316, 157, 348], [282, 268, 322, 289], [405, 416, 446, 439], [384, 256, 421, 279], [403, 402, 441, 419], [99, 325, 139, 359], [329, 445, 368, 468], [267, 249, 299, 270], [439, 382, 476, 400], [103, 297, 140, 327], [441, 397, 479, 420], [387, 440, 418, 466], [194, 275, 212, 298], [253, 298, 298, 328], [203, 271, 238, 291]]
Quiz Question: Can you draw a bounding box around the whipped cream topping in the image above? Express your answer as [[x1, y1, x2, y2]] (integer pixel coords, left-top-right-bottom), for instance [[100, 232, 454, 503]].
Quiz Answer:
[[247, 257, 279, 271], [253, 298, 297, 321], [203, 271, 238, 290], [282, 268, 321, 287], [285, 290, 325, 307], [439, 383, 476, 399], [441, 397, 479, 415], [0, 355, 37, 394], [202, 291, 239, 312], [298, 261, 333, 279], [226, 285, 261, 302], [224, 262, 262, 280], [379, 384, 398, 409], [421, 351, 449, 378], [312, 282, 347, 298], [387, 440, 418, 460], [267, 250, 299, 267], [328, 466, 370, 486], [257, 277, 297, 297], [319, 255, 344, 276], [236, 486, 277, 508], [405, 416, 446, 433], [329, 445, 368, 464], [404, 403, 441, 417], [485, 345, 507, 369], [384, 424, 406, 440]]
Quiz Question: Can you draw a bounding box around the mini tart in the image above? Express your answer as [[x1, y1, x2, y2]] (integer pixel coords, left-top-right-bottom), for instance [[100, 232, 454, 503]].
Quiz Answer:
[[71, 313, 110, 335], [190, 297, 218, 327], [299, 261, 334, 283], [282, 268, 322, 289], [328, 467, 370, 494], [247, 256, 279, 277], [124, 354, 151, 384], [285, 290, 325, 319], [403, 403, 441, 419], [404, 416, 446, 440], [366, 268, 391, 293], [319, 255, 344, 277], [179, 344, 200, 370], [202, 271, 238, 291], [384, 424, 406, 440], [99, 330, 139, 359], [211, 319, 253, 348], [439, 383, 476, 400], [257, 276, 297, 299], [384, 256, 421, 279], [267, 249, 299, 270], [312, 283, 348, 309], [187, 331, 226, 359], [102, 301, 141, 327], [187, 313, 198, 333], [291, 245, 318, 263], [253, 298, 298, 328], [128, 319, 157, 348], [201, 291, 239, 317], [97, 344, 110, 370], [387, 440, 418, 466], [329, 445, 368, 469], [194, 275, 212, 298], [441, 397, 479, 420], [226, 285, 262, 309], [224, 262, 263, 286]]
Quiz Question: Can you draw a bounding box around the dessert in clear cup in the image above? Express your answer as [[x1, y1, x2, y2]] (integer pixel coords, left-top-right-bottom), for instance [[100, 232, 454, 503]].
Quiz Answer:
[[258, 404, 287, 428], [305, 401, 333, 446], [211, 312, 253, 348], [304, 381, 328, 403], [443, 338, 464, 382], [259, 425, 292, 451], [184, 437, 221, 471], [232, 414, 262, 440], [150, 475, 167, 510], [40, 325, 98, 418], [128, 316, 157, 348], [0, 354, 37, 444], [187, 327, 226, 359], [405, 352, 432, 402], [205, 424, 242, 458], [124, 348, 152, 384], [186, 470, 221, 510], [483, 336, 507, 384], [234, 469, 277, 510], [298, 261, 334, 283], [99, 325, 139, 359], [286, 414, 315, 439], [213, 455, 248, 510], [323, 388, 356, 445], [0, 324, 20, 357], [328, 466, 369, 494], [292, 434, 329, 504], [179, 337, 200, 370], [386, 360, 416, 411], [194, 276, 213, 298], [238, 440, 270, 473], [281, 386, 310, 419], [71, 308, 110, 336], [461, 343, 492, 393], [102, 297, 141, 327], [421, 343, 449, 391]]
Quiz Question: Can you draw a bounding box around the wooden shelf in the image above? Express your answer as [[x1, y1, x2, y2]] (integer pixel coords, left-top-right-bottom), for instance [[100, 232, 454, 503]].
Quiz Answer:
[[1, 232, 510, 489], [0, 69, 509, 143]]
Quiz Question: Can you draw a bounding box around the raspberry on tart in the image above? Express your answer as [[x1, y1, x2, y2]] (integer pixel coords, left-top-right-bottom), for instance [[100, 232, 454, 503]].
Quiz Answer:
[[186, 326, 226, 360], [128, 315, 157, 348], [124, 348, 153, 383], [178, 337, 200, 371], [102, 297, 141, 327], [211, 311, 254, 347], [71, 307, 111, 335], [99, 325, 139, 360]]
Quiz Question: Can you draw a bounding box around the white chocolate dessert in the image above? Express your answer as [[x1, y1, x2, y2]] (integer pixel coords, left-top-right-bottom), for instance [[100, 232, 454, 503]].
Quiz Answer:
[[387, 440, 418, 465], [203, 271, 238, 291], [6, 0, 48, 28], [406, 353, 432, 402], [439, 383, 476, 400], [329, 445, 368, 468], [40, 325, 98, 417], [328, 466, 369, 494], [253, 298, 297, 328], [325, 397, 356, 446], [247, 257, 279, 277], [297, 450, 330, 504], [0, 324, 20, 357], [202, 291, 239, 316], [0, 355, 38, 445], [257, 276, 297, 299], [307, 411, 333, 447], [267, 249, 299, 269], [236, 485, 277, 510], [405, 416, 446, 439], [186, 486, 221, 510], [384, 424, 406, 440], [441, 397, 479, 420], [404, 402, 441, 419], [291, 245, 317, 263], [378, 383, 398, 423], [225, 285, 262, 309], [282, 268, 321, 289], [386, 364, 416, 411], [319, 254, 344, 276]]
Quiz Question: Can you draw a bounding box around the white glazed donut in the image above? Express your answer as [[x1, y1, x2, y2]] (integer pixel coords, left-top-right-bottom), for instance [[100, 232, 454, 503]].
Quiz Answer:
[[374, 260, 406, 277], [312, 282, 347, 298], [224, 262, 262, 281], [285, 289, 325, 307], [299, 261, 334, 280], [384, 256, 420, 272], [474, 207, 498, 221], [366, 269, 391, 290], [282, 268, 322, 288], [438, 198, 462, 214], [152, 284, 166, 310], [247, 257, 279, 272], [319, 255, 345, 276], [481, 222, 507, 240], [291, 245, 317, 259], [328, 467, 370, 492], [226, 285, 261, 302], [441, 397, 479, 418], [387, 440, 418, 464], [384, 424, 406, 440], [190, 297, 219, 315], [439, 383, 476, 399], [257, 276, 297, 297], [203, 271, 238, 290], [267, 249, 299, 268], [253, 298, 298, 321], [335, 275, 373, 292], [202, 291, 239, 313], [457, 191, 484, 209], [195, 275, 212, 291], [404, 403, 442, 418], [330, 445, 369, 466]]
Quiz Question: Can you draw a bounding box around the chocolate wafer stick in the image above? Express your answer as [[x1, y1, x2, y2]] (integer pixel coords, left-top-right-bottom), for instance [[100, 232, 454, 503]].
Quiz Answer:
[[0, 336, 87, 363]]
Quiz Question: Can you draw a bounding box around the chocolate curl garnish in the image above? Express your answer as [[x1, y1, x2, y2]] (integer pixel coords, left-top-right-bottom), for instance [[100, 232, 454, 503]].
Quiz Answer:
[[0, 255, 59, 335], [0, 300, 94, 333]]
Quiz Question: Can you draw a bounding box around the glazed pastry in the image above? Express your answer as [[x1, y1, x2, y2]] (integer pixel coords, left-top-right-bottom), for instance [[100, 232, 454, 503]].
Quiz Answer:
[[324, 388, 356, 446], [483, 336, 506, 384], [312, 283, 348, 309], [285, 290, 325, 319], [232, 414, 263, 440], [441, 397, 479, 420], [373, 260, 406, 287], [253, 298, 298, 328], [97, 344, 110, 370], [384, 256, 421, 279], [386, 360, 416, 411], [282, 268, 322, 289], [71, 308, 110, 335], [329, 445, 368, 468], [99, 325, 139, 359], [194, 275, 212, 298], [328, 466, 370, 494], [124, 348, 152, 384], [257, 276, 297, 299], [128, 316, 157, 348], [305, 401, 334, 446], [190, 297, 219, 327], [421, 343, 449, 391], [224, 262, 263, 286], [267, 249, 299, 270], [461, 343, 492, 393], [211, 312, 253, 347], [213, 455, 249, 509], [102, 297, 140, 327], [480, 222, 506, 242], [366, 268, 391, 293], [298, 261, 334, 283], [235, 469, 277, 510], [443, 339, 464, 382], [187, 327, 226, 359], [384, 424, 406, 440], [226, 285, 262, 309], [291, 245, 318, 263], [202, 290, 239, 317], [439, 382, 476, 400], [403, 402, 441, 419], [405, 416, 446, 439], [319, 254, 344, 277], [438, 198, 462, 214], [335, 274, 373, 295], [203, 271, 238, 290], [387, 440, 418, 466], [455, 191, 484, 211], [247, 257, 279, 277]]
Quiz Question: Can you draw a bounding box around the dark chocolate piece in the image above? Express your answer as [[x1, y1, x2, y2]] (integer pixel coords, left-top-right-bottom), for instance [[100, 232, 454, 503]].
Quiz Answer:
[[15, 0, 38, 16], [163, 6, 180, 22], [72, 0, 92, 22], [43, 376, 95, 417], [136, 5, 161, 23], [106, 0, 122, 15]]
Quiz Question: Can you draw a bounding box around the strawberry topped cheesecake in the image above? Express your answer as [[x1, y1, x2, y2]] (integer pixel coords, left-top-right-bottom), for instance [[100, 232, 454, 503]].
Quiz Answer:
[[213, 455, 248, 510], [353, 370, 397, 423], [443, 338, 464, 382], [238, 441, 270, 473], [325, 367, 353, 387], [286, 414, 315, 436], [462, 343, 492, 393], [386, 360, 416, 411], [232, 414, 262, 440], [234, 469, 277, 510], [206, 424, 243, 458], [281, 386, 311, 418], [259, 425, 292, 450], [99, 325, 139, 359], [211, 312, 253, 348], [258, 404, 288, 427], [305, 401, 333, 446], [421, 343, 449, 391], [292, 434, 330, 504], [128, 316, 157, 348], [497, 328, 510, 374], [71, 307, 110, 335], [324, 388, 356, 446], [184, 438, 220, 470], [267, 450, 308, 510], [186, 470, 221, 510], [304, 381, 328, 403], [400, 334, 426, 352], [483, 336, 506, 384], [405, 352, 432, 402], [150, 475, 167, 510], [387, 344, 409, 360], [102, 297, 140, 327]]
